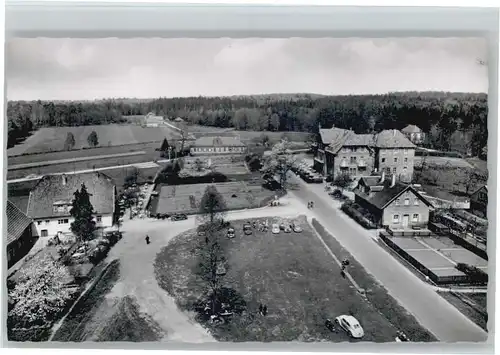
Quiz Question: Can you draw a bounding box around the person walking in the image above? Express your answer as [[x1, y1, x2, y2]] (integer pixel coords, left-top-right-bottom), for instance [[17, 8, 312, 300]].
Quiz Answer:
[[145, 235, 150, 245], [263, 305, 268, 316], [259, 304, 263, 315]]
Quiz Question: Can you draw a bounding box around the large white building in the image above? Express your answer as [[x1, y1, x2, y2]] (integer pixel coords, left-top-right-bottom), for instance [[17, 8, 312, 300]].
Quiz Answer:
[[26, 172, 116, 238]]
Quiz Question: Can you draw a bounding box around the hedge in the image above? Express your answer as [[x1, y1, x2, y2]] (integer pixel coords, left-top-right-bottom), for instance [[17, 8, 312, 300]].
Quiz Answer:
[[341, 201, 377, 229]]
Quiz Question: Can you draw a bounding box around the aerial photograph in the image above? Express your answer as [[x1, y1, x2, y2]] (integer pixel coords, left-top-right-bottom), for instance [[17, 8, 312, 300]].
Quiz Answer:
[[5, 37, 489, 344]]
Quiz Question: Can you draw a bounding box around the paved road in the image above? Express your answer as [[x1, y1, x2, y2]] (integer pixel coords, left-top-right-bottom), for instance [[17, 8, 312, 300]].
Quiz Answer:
[[288, 174, 488, 343]]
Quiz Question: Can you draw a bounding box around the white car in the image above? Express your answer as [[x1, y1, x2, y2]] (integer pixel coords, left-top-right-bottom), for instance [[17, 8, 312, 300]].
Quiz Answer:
[[292, 223, 302, 233], [335, 315, 364, 338], [272, 224, 280, 234]]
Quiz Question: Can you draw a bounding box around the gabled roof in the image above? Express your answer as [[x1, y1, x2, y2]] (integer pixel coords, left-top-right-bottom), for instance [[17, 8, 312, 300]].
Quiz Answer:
[[374, 130, 416, 149], [343, 134, 375, 147], [319, 127, 350, 146], [193, 136, 246, 147], [401, 124, 422, 134], [26, 172, 115, 219], [7, 200, 33, 245], [356, 180, 433, 210], [471, 185, 488, 196]]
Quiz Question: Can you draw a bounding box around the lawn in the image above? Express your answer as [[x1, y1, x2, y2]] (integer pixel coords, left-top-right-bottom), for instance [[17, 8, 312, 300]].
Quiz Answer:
[[438, 292, 488, 331], [7, 124, 182, 157], [154, 216, 431, 342], [51, 260, 165, 342], [149, 181, 275, 216]]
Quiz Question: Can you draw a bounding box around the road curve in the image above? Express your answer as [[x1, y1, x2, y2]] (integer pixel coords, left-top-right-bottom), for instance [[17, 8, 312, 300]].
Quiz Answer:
[[289, 175, 488, 343]]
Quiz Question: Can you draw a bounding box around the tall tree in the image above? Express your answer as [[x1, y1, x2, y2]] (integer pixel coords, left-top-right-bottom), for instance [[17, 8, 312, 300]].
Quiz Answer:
[[70, 183, 97, 244], [64, 132, 76, 151], [87, 131, 99, 147], [261, 139, 297, 190], [199, 185, 227, 225], [160, 137, 170, 152]]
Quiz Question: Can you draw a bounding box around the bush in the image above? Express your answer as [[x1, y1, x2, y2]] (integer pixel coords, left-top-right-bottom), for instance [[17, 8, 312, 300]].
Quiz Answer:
[[341, 202, 377, 229], [456, 263, 488, 284]]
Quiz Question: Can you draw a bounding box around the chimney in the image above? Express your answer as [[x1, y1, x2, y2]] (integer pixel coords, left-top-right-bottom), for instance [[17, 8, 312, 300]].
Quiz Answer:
[[380, 170, 385, 183], [393, 130, 396, 137], [391, 173, 396, 188], [62, 174, 67, 186]]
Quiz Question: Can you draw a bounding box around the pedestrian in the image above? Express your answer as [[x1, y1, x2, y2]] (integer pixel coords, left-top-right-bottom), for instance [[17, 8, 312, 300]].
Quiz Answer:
[[311, 201, 314, 208], [341, 264, 346, 271], [263, 305, 268, 316], [259, 304, 263, 315], [145, 235, 150, 245], [340, 270, 346, 278]]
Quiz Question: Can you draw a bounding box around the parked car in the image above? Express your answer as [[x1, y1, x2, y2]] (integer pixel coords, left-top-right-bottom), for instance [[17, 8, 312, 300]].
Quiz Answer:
[[272, 224, 280, 234], [227, 228, 235, 239], [335, 315, 364, 338], [284, 225, 292, 233], [279, 224, 286, 230], [171, 213, 188, 221], [292, 223, 302, 233], [156, 213, 170, 220], [325, 319, 337, 332]]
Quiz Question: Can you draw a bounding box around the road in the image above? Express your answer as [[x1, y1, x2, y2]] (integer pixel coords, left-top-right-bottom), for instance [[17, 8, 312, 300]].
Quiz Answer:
[[288, 173, 488, 343]]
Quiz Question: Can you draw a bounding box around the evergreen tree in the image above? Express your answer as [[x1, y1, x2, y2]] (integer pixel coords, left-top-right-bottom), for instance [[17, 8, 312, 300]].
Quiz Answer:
[[160, 137, 169, 151], [87, 131, 99, 147], [199, 185, 227, 225], [70, 183, 96, 243], [64, 132, 76, 151]]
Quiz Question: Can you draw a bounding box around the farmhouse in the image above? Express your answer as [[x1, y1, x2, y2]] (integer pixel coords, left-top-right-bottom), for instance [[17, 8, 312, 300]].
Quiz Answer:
[[26, 172, 116, 238], [190, 136, 247, 155], [354, 172, 434, 229], [314, 126, 416, 182], [401, 124, 425, 145], [470, 185, 488, 218], [144, 112, 165, 127], [6, 200, 34, 268]]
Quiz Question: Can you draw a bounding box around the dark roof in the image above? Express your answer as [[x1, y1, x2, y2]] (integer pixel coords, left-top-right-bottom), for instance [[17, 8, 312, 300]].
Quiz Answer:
[[7, 200, 33, 245], [471, 185, 488, 196], [401, 124, 422, 133], [26, 172, 115, 219], [358, 176, 384, 187], [193, 136, 246, 147], [356, 180, 432, 210], [374, 130, 416, 149]]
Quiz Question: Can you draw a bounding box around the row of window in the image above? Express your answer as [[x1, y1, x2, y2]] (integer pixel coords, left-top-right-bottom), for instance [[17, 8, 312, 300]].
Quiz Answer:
[[381, 149, 410, 155], [191, 146, 245, 153], [38, 215, 103, 226], [383, 167, 408, 174], [341, 147, 368, 153], [393, 213, 420, 223], [381, 157, 408, 163], [395, 197, 419, 206]]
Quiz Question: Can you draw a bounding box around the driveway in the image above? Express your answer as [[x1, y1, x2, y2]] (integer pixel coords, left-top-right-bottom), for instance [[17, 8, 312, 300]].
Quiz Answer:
[[288, 173, 488, 343]]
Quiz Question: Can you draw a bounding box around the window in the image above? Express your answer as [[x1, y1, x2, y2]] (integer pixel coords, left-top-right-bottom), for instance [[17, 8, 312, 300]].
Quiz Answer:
[[404, 198, 410, 206], [96, 215, 102, 222], [404, 149, 408, 155], [394, 157, 398, 163], [393, 214, 400, 223], [412, 214, 419, 222], [350, 156, 356, 163], [45, 220, 50, 224], [386, 167, 391, 174], [393, 149, 398, 155], [414, 199, 419, 206], [58, 219, 69, 225], [395, 199, 400, 206], [37, 221, 42, 225], [404, 158, 408, 163], [381, 158, 386, 163], [393, 167, 397, 173]]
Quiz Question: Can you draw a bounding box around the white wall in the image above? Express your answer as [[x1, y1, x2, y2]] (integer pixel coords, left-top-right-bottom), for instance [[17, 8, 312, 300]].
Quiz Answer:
[[32, 214, 113, 237]]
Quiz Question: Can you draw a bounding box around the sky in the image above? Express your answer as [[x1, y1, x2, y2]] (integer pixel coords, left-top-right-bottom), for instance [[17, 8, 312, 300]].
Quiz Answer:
[[6, 37, 489, 101]]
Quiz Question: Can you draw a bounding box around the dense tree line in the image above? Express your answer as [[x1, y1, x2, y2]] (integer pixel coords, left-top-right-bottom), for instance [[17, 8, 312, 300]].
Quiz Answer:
[[7, 92, 488, 157]]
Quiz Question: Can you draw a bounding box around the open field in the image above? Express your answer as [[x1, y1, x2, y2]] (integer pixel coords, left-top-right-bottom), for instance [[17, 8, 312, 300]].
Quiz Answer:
[[414, 156, 474, 169], [7, 124, 182, 157], [149, 181, 274, 216], [438, 292, 488, 331], [154, 216, 434, 342]]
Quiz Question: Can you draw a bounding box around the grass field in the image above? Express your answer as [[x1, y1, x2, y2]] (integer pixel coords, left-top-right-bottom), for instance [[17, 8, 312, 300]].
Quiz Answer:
[[149, 181, 274, 216], [154, 216, 434, 342], [7, 124, 182, 157], [438, 292, 488, 331]]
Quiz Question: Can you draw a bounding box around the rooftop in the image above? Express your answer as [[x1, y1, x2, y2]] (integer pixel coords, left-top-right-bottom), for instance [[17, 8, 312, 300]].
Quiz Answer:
[[26, 172, 115, 219], [401, 124, 423, 134], [7, 200, 33, 246], [193, 136, 246, 147]]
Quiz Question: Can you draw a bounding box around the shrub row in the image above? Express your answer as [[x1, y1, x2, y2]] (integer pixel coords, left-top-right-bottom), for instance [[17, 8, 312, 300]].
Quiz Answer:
[[341, 201, 377, 229], [415, 149, 464, 158]]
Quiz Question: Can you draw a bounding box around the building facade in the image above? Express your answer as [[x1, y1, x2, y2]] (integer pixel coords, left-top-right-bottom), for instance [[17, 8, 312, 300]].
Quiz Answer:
[[6, 200, 34, 268], [314, 126, 416, 183], [26, 172, 116, 238], [190, 136, 247, 156], [354, 174, 433, 229], [144, 112, 165, 127], [401, 124, 425, 145]]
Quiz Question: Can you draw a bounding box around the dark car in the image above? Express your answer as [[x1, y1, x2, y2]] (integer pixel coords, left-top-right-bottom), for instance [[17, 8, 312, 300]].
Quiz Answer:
[[171, 214, 188, 221], [243, 224, 253, 235], [156, 213, 170, 220]]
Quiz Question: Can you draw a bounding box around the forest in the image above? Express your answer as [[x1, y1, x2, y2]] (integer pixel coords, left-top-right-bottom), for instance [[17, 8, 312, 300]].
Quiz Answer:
[[6, 92, 488, 158]]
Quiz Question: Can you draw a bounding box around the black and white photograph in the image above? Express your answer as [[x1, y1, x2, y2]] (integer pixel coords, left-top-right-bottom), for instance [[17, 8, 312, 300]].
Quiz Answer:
[[4, 36, 490, 344]]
